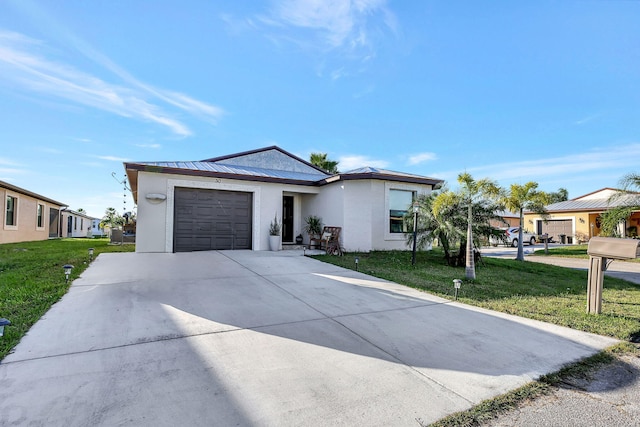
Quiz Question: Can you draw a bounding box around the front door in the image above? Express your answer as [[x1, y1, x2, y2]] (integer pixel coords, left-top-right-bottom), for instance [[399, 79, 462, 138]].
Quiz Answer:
[[282, 196, 294, 243]]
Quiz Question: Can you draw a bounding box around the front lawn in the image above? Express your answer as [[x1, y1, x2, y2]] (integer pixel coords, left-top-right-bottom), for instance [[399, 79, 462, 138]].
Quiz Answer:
[[533, 243, 640, 263], [313, 248, 640, 341], [0, 239, 135, 361]]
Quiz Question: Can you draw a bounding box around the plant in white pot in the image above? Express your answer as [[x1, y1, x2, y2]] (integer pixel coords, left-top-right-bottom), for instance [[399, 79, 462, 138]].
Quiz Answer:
[[268, 213, 281, 251]]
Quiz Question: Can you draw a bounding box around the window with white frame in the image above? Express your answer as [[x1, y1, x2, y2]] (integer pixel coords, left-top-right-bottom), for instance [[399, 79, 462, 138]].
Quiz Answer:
[[6, 195, 17, 226], [389, 189, 415, 233], [37, 203, 44, 228]]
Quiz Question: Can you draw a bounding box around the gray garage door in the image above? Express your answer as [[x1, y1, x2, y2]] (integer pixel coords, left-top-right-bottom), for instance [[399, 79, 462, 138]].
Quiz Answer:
[[540, 219, 572, 239], [174, 188, 252, 252]]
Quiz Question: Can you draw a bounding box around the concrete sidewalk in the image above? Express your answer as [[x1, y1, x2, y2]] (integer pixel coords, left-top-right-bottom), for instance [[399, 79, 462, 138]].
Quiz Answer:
[[481, 244, 640, 284], [0, 250, 619, 426]]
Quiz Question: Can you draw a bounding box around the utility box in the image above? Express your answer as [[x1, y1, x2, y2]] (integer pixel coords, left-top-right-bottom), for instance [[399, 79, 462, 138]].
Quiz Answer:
[[586, 237, 640, 314]]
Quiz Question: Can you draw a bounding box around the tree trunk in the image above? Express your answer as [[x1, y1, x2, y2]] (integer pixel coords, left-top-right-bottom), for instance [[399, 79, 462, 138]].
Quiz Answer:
[[465, 203, 476, 279], [516, 209, 525, 261]]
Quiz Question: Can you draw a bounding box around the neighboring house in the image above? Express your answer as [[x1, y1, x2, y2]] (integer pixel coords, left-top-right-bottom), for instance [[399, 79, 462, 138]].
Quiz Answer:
[[124, 146, 443, 253], [60, 209, 96, 238], [0, 180, 67, 244], [91, 218, 107, 237], [524, 188, 640, 244], [490, 210, 520, 229]]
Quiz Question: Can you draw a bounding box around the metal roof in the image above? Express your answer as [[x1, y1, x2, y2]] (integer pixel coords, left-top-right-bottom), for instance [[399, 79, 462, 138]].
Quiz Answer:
[[124, 146, 445, 201], [129, 160, 330, 183], [546, 193, 640, 212]]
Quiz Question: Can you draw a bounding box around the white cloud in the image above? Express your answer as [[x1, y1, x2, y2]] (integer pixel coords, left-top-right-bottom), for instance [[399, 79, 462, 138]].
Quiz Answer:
[[259, 0, 396, 77], [96, 155, 130, 162], [435, 143, 640, 192], [0, 168, 27, 175], [135, 143, 162, 149], [0, 157, 22, 166], [408, 152, 437, 165], [338, 154, 389, 170], [0, 30, 225, 136]]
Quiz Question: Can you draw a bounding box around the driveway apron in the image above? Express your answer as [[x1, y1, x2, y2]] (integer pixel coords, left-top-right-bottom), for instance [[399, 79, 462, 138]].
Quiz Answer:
[[0, 250, 618, 426]]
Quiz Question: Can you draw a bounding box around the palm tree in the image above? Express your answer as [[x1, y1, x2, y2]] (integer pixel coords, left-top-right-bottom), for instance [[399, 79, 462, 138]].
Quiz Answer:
[[498, 182, 549, 261], [600, 172, 640, 237], [620, 173, 640, 195], [456, 173, 500, 279], [310, 153, 339, 174], [407, 189, 503, 269]]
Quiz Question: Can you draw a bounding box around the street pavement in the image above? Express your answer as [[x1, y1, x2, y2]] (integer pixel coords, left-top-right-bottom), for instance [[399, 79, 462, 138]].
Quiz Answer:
[[0, 250, 624, 426]]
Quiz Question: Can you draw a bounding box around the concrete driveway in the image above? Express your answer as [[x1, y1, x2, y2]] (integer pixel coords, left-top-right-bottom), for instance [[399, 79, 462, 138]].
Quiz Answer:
[[0, 251, 619, 426]]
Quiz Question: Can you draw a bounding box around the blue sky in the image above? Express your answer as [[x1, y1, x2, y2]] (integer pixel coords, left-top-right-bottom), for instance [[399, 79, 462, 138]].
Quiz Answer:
[[1, 1, 638, 218]]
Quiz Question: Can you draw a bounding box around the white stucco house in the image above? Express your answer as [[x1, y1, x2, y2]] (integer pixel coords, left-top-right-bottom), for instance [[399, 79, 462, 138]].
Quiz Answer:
[[124, 146, 443, 253], [61, 209, 96, 238]]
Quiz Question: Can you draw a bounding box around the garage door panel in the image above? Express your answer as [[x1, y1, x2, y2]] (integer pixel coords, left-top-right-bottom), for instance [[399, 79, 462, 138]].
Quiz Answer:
[[541, 220, 572, 238], [174, 188, 252, 252]]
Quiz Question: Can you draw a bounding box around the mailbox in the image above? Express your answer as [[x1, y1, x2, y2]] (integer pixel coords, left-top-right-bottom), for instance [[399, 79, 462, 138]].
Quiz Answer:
[[586, 236, 640, 314], [587, 236, 640, 260]]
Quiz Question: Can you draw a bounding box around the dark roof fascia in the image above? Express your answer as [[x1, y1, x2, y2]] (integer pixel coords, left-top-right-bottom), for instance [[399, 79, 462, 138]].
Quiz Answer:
[[320, 173, 444, 187], [201, 145, 329, 175], [125, 163, 322, 187], [0, 180, 67, 207]]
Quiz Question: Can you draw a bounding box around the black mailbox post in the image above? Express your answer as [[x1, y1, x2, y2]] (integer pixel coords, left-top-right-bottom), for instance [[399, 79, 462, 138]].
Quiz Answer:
[[586, 237, 640, 314]]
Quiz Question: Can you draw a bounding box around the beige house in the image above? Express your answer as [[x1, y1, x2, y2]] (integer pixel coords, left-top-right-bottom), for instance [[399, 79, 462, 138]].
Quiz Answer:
[[125, 146, 443, 253], [1, 180, 67, 244], [524, 188, 640, 244]]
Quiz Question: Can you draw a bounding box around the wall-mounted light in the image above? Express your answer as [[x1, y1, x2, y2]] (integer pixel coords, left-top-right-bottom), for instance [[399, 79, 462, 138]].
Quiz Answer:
[[453, 279, 462, 300], [145, 193, 167, 203], [0, 318, 10, 337], [63, 264, 74, 283], [579, 218, 585, 224]]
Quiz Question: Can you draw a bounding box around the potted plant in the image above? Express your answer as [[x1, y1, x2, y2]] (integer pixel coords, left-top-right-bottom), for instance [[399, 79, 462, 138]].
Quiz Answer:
[[268, 213, 281, 251], [303, 215, 322, 239], [303, 215, 323, 248]]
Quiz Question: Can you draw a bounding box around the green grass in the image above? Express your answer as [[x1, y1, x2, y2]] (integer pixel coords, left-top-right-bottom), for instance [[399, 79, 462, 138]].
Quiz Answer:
[[0, 239, 134, 361], [313, 248, 640, 341], [533, 244, 640, 262]]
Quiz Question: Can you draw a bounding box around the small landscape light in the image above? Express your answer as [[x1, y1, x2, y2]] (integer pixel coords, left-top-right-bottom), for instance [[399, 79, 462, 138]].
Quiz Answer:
[[453, 279, 462, 300], [303, 247, 306, 256], [63, 264, 74, 283], [88, 247, 94, 261], [355, 256, 359, 271], [0, 318, 10, 337]]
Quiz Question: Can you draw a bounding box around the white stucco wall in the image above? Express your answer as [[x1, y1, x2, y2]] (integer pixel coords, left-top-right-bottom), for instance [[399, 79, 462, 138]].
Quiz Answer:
[[301, 179, 435, 252], [135, 171, 320, 252]]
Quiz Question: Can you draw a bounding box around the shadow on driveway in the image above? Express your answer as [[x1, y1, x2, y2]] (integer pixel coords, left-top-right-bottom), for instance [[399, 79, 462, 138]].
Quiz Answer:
[[0, 250, 619, 426]]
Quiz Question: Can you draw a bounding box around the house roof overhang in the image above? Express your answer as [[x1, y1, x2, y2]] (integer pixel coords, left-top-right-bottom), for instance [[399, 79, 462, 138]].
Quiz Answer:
[[0, 180, 67, 207], [124, 146, 445, 203], [124, 162, 325, 204]]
